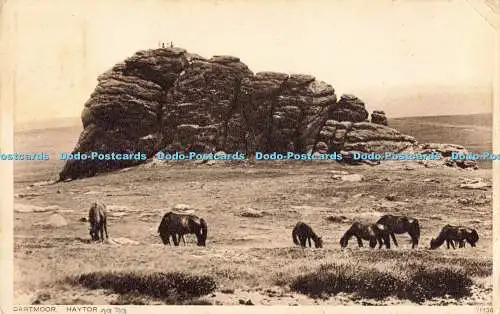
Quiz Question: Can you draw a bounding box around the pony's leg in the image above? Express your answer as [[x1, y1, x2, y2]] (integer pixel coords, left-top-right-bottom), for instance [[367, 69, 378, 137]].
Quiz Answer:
[[308, 237, 312, 248], [446, 240, 450, 249], [104, 221, 109, 239], [411, 236, 417, 249], [96, 221, 104, 242], [377, 238, 383, 249], [390, 233, 398, 247], [172, 233, 180, 246], [195, 233, 201, 246], [450, 240, 456, 250], [161, 234, 169, 245], [356, 236, 363, 247], [300, 236, 306, 248], [383, 234, 391, 249], [99, 223, 105, 242], [413, 231, 419, 248]]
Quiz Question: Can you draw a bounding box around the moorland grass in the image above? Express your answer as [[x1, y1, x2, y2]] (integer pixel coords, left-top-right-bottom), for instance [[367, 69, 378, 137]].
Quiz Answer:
[[282, 261, 474, 303], [67, 271, 217, 304]]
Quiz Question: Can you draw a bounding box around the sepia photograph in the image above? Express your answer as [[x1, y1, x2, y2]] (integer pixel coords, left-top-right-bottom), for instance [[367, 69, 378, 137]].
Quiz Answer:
[[2, 0, 498, 308]]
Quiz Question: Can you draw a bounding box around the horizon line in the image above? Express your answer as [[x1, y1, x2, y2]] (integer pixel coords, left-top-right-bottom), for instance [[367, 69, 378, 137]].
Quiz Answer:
[[13, 111, 493, 133]]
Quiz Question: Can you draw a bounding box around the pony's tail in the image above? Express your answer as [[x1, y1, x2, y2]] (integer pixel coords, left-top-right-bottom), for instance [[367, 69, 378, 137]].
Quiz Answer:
[[292, 227, 299, 245], [158, 215, 166, 234], [200, 218, 208, 245], [470, 229, 479, 243], [412, 219, 421, 245]]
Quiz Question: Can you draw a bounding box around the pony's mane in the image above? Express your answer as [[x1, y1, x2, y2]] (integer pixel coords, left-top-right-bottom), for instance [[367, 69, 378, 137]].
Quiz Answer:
[[341, 224, 357, 242]]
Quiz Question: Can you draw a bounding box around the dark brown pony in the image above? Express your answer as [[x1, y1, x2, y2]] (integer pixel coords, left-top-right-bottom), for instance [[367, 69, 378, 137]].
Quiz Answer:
[[292, 222, 323, 248], [88, 201, 108, 242], [376, 214, 420, 249], [158, 212, 208, 246], [430, 224, 479, 249], [340, 222, 390, 249]]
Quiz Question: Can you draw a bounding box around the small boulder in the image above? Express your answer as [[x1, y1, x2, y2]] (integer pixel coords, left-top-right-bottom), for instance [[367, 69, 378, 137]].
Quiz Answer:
[[340, 174, 364, 182], [330, 170, 349, 175], [15, 204, 52, 213], [385, 193, 397, 201], [239, 208, 264, 218], [314, 142, 328, 154], [172, 204, 193, 211], [371, 110, 388, 126], [459, 181, 491, 190], [459, 178, 491, 190], [105, 237, 140, 245], [325, 215, 348, 223], [170, 203, 196, 215], [423, 178, 440, 183], [46, 214, 68, 228]]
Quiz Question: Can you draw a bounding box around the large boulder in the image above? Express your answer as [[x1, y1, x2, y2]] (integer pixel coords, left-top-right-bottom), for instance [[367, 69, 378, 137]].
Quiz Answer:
[[317, 120, 417, 153], [371, 110, 388, 126], [330, 94, 369, 123]]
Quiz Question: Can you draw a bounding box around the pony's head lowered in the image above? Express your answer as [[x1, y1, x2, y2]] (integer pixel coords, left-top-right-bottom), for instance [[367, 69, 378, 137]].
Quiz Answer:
[[466, 229, 479, 247], [429, 238, 440, 250], [339, 232, 350, 249], [314, 236, 323, 248]]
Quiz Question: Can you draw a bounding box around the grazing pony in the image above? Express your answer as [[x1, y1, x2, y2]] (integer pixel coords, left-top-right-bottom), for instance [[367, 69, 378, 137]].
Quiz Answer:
[[157, 212, 208, 246], [339, 222, 390, 249], [429, 224, 479, 250], [88, 201, 108, 242], [376, 214, 420, 249], [292, 222, 323, 248]]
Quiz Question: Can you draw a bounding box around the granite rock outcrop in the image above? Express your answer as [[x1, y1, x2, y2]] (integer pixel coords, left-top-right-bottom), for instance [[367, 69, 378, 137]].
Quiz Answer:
[[59, 47, 478, 180]]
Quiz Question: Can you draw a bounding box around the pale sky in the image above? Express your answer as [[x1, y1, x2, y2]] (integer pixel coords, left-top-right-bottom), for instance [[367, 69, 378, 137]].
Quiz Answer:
[[1, 0, 497, 124]]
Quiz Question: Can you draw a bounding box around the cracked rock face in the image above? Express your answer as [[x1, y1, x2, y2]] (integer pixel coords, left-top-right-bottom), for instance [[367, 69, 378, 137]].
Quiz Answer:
[[59, 48, 478, 180]]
